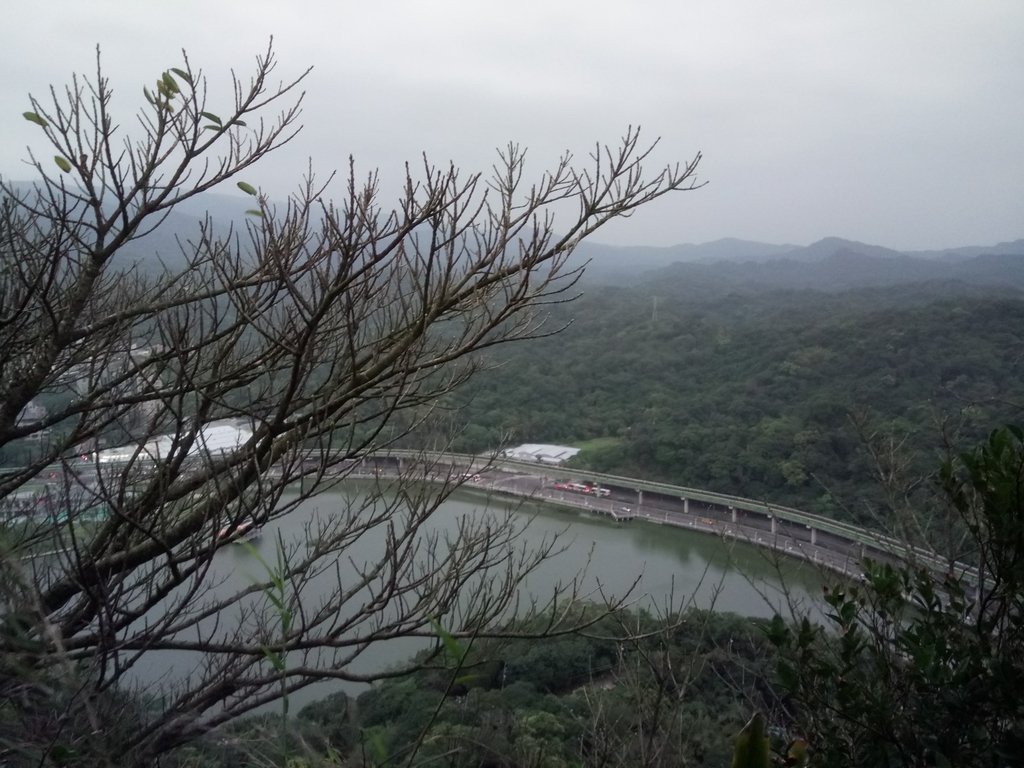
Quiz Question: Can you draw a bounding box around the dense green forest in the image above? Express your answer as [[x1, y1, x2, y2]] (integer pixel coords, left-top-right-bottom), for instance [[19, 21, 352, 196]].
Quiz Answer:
[[446, 275, 1024, 526], [178, 609, 780, 767]]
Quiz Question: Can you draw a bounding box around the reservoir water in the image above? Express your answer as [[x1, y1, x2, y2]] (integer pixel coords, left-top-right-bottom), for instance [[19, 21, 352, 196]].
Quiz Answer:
[[132, 484, 824, 710]]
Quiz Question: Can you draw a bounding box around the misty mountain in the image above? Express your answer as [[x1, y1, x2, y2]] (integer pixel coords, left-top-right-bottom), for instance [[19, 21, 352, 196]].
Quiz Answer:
[[120, 193, 255, 273], [4, 184, 1021, 294], [1, 183, 257, 273], [574, 235, 1024, 278], [575, 235, 1024, 293], [771, 237, 906, 262], [573, 238, 795, 280], [169, 192, 254, 228], [635, 250, 1024, 297], [907, 239, 1024, 262]]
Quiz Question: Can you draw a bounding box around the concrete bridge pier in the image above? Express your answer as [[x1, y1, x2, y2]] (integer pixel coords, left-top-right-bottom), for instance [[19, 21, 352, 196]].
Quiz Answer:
[[637, 489, 644, 507], [730, 506, 737, 524], [682, 497, 689, 515], [770, 515, 777, 535], [810, 526, 817, 545]]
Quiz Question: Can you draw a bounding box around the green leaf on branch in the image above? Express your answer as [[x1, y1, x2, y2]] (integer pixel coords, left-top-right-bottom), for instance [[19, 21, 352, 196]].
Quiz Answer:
[[161, 71, 179, 95], [237, 181, 258, 196], [201, 111, 222, 126], [786, 739, 809, 768], [170, 67, 192, 86], [261, 646, 286, 673], [235, 120, 247, 128], [429, 617, 466, 664], [53, 156, 72, 173], [366, 729, 388, 765], [730, 713, 771, 768], [246, 209, 264, 218], [23, 111, 48, 128]]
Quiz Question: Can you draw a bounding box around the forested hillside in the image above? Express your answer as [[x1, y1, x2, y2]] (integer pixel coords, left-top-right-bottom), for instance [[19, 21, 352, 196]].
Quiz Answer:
[[181, 609, 777, 767], [446, 270, 1024, 525]]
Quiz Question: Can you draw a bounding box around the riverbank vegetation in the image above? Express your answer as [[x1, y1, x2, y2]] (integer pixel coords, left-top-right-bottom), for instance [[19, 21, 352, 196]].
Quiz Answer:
[[175, 608, 782, 767]]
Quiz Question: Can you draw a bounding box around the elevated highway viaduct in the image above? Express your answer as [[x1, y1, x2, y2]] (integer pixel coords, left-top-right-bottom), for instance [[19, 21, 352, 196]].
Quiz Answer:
[[347, 450, 963, 581], [7, 448, 965, 581]]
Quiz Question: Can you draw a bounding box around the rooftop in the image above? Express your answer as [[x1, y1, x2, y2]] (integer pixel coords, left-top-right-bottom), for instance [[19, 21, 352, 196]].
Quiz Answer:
[[95, 420, 254, 464], [501, 443, 581, 465]]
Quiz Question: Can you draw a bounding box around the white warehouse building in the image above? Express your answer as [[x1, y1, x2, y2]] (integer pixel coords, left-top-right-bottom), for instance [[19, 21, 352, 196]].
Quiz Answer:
[[501, 443, 580, 465], [94, 420, 254, 464]]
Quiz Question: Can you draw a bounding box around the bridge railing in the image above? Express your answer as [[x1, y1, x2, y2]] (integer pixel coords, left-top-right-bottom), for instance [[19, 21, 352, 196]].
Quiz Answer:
[[379, 449, 970, 579], [4, 448, 973, 580]]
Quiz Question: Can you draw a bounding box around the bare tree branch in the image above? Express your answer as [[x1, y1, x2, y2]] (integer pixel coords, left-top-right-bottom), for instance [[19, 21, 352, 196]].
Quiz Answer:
[[0, 43, 703, 763]]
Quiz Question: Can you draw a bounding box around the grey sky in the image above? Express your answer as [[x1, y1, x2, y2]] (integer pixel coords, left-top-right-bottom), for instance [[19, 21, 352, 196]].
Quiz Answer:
[[2, 1, 1021, 250]]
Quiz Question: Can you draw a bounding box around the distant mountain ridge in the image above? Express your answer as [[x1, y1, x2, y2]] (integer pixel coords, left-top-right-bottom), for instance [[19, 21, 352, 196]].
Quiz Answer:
[[575, 235, 1024, 292], [3, 182, 1021, 292], [634, 251, 1024, 296], [771, 237, 907, 263], [576, 235, 1024, 269]]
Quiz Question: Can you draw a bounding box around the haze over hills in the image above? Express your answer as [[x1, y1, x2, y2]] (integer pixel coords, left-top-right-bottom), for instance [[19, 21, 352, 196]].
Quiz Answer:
[[575, 235, 1024, 269], [103, 197, 1024, 293], [0, 185, 254, 273], [575, 235, 1024, 292], [4, 184, 1022, 291], [574, 238, 799, 271], [628, 250, 1024, 296]]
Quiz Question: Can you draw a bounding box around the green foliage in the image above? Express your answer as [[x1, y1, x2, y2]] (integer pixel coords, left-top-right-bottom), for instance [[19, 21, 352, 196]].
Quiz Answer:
[[429, 616, 468, 666], [184, 608, 780, 767], [443, 285, 1024, 525], [730, 713, 770, 768], [241, 535, 297, 765], [768, 426, 1024, 767], [22, 111, 48, 127], [567, 437, 630, 474], [295, 692, 356, 755], [356, 679, 442, 750], [503, 633, 617, 693]]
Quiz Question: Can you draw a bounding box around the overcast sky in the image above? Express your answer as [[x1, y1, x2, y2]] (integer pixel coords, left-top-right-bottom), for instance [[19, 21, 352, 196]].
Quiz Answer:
[[2, 1, 1021, 250]]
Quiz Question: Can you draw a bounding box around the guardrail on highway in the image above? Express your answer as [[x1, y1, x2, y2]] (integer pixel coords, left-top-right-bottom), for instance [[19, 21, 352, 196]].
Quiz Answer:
[[379, 449, 970, 579], [4, 448, 972, 580]]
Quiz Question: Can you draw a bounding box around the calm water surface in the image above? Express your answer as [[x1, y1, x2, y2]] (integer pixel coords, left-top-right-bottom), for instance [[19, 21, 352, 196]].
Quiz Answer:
[[134, 486, 824, 708]]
